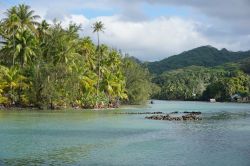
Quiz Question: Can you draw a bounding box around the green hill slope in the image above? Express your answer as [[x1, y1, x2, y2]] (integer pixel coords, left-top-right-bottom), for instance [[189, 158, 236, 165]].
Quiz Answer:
[[147, 46, 250, 74]]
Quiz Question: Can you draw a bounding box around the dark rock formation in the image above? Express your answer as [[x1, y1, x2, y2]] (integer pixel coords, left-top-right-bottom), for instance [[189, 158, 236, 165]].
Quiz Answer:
[[170, 111, 179, 114], [183, 111, 201, 115], [145, 113, 202, 121], [182, 113, 202, 120], [116, 112, 163, 115]]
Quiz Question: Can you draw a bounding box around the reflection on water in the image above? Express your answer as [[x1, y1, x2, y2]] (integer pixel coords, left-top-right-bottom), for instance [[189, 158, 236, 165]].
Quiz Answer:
[[2, 143, 109, 165], [0, 101, 250, 166], [205, 111, 250, 120]]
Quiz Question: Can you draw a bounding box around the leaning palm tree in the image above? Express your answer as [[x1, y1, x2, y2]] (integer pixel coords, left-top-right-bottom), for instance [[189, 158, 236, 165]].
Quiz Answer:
[[92, 21, 104, 97]]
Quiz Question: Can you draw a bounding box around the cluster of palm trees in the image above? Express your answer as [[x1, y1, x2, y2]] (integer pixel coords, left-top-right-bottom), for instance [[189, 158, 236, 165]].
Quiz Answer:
[[0, 4, 129, 108]]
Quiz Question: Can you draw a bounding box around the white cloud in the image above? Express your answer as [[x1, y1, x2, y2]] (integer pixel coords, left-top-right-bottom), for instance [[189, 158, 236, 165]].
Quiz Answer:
[[101, 16, 211, 61], [62, 15, 90, 27], [59, 15, 211, 61], [50, 14, 250, 61], [1, 0, 250, 61]]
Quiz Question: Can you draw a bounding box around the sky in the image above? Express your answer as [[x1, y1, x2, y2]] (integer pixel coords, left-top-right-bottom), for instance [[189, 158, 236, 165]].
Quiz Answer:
[[1, 0, 250, 61]]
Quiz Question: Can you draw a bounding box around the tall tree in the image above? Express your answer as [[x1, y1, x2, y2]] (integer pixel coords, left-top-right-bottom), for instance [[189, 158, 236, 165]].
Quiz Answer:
[[122, 57, 152, 104], [0, 4, 154, 108], [1, 4, 39, 67], [1, 29, 37, 67], [92, 21, 105, 97], [37, 20, 49, 39], [93, 21, 104, 50], [2, 4, 40, 35]]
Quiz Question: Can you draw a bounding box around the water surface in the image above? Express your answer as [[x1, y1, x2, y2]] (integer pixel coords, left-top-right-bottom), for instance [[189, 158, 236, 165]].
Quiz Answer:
[[0, 101, 250, 166]]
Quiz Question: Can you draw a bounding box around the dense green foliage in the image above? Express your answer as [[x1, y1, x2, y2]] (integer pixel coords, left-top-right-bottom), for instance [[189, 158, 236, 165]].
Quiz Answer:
[[202, 71, 250, 101], [122, 57, 153, 104], [151, 63, 250, 101], [146, 45, 250, 102], [0, 4, 151, 108], [147, 46, 250, 74], [239, 58, 250, 74], [1, 4, 249, 107], [152, 66, 225, 100]]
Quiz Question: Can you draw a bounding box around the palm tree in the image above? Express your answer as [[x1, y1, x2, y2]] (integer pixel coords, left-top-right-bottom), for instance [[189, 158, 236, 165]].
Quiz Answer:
[[1, 4, 40, 67], [15, 4, 40, 33], [12, 29, 37, 67], [3, 4, 40, 35], [67, 23, 81, 39], [80, 37, 96, 70], [43, 22, 79, 65], [93, 21, 104, 48], [1, 66, 28, 104], [37, 20, 49, 38], [2, 6, 19, 36], [1, 29, 37, 67], [92, 21, 104, 97]]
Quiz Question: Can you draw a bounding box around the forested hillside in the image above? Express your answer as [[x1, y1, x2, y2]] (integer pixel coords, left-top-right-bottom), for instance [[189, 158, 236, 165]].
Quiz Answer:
[[147, 46, 250, 74], [151, 64, 250, 101]]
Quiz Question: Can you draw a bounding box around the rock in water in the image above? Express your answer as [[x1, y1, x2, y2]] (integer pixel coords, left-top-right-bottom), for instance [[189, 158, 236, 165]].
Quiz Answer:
[[145, 113, 202, 121], [182, 114, 202, 121], [183, 111, 201, 115]]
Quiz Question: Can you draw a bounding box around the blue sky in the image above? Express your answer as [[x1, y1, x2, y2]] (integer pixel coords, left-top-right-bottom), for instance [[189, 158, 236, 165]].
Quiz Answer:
[[0, 0, 193, 19], [1, 0, 250, 61]]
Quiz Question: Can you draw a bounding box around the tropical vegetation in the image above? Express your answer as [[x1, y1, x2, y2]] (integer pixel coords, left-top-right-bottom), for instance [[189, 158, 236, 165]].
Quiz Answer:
[[148, 46, 250, 102], [0, 4, 152, 109], [151, 64, 250, 101], [1, 4, 249, 109]]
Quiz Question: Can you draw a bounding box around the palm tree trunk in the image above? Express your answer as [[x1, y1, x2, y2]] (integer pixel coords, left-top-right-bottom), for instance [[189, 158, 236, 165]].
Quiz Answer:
[[97, 31, 100, 49], [12, 28, 16, 66], [96, 32, 101, 97]]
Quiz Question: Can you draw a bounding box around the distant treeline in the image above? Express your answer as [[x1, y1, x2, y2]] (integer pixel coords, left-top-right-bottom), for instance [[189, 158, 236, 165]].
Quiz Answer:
[[151, 64, 250, 101]]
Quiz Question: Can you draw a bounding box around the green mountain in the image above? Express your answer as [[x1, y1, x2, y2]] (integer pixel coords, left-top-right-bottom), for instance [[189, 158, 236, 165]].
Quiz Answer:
[[147, 46, 250, 74]]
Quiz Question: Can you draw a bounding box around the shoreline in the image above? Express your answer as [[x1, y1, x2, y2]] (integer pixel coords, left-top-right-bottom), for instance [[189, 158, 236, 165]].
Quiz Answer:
[[1, 100, 250, 112], [150, 99, 250, 104]]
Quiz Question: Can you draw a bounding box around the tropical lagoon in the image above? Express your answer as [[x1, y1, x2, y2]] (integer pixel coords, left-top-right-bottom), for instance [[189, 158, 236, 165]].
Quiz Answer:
[[1, 2, 250, 166], [1, 101, 250, 166]]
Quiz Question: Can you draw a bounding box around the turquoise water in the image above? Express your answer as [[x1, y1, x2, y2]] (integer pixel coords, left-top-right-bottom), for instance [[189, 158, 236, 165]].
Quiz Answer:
[[0, 101, 250, 166]]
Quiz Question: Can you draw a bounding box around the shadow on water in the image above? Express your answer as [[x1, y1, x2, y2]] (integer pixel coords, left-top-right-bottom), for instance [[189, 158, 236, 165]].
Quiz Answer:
[[204, 111, 250, 121], [1, 143, 110, 166]]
